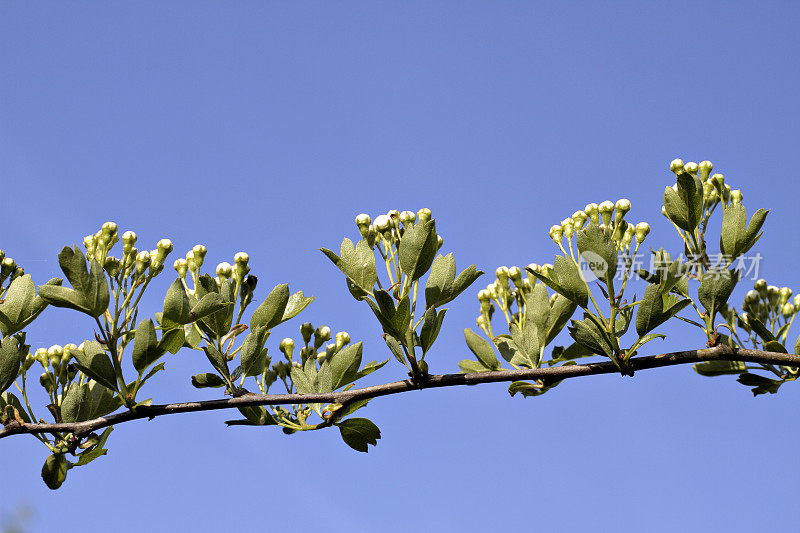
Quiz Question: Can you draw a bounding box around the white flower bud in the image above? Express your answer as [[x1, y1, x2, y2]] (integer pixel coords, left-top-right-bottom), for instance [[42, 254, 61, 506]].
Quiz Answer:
[[355, 213, 371, 228], [417, 208, 432, 223], [730, 189, 743, 204], [794, 294, 800, 308], [279, 338, 294, 360], [216, 262, 233, 279], [399, 210, 416, 226], [561, 218, 574, 238], [437, 235, 444, 250], [782, 303, 795, 318], [684, 162, 699, 175], [572, 210, 588, 229], [477, 289, 492, 303], [234, 252, 249, 266], [549, 224, 563, 243], [635, 222, 650, 243], [508, 266, 523, 283], [669, 158, 684, 173], [615, 199, 631, 216], [779, 287, 792, 306], [122, 231, 137, 246], [374, 214, 391, 232], [698, 160, 713, 180], [173, 258, 188, 278], [598, 201, 614, 226], [335, 331, 351, 350], [585, 203, 600, 225]]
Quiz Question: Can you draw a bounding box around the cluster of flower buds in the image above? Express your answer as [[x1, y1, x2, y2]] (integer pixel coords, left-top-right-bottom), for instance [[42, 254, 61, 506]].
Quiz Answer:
[[667, 159, 742, 210], [549, 200, 649, 254], [354, 208, 443, 250], [34, 343, 80, 393], [83, 222, 119, 266], [476, 265, 537, 335], [0, 250, 25, 288], [742, 279, 798, 324], [285, 322, 351, 367]]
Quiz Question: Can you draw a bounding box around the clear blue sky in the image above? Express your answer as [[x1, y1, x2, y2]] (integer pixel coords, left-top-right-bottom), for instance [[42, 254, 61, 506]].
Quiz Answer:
[[2, 2, 799, 531]]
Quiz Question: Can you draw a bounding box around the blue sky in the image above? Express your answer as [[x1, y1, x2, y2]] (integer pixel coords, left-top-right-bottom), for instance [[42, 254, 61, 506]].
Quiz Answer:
[[1, 2, 799, 531]]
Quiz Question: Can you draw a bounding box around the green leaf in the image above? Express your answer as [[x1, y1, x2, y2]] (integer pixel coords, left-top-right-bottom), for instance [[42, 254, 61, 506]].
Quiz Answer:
[[663, 172, 703, 232], [240, 326, 270, 377], [458, 359, 490, 373], [464, 328, 501, 371], [0, 391, 30, 424], [61, 380, 121, 423], [195, 275, 235, 338], [38, 248, 109, 318], [425, 254, 456, 308], [189, 292, 230, 323], [202, 344, 229, 379], [281, 291, 314, 323], [162, 279, 192, 328], [737, 373, 784, 396], [764, 340, 788, 353], [567, 314, 614, 358], [290, 358, 318, 394], [73, 340, 118, 392], [337, 417, 381, 452], [41, 453, 69, 490], [636, 285, 691, 336], [325, 342, 363, 391], [398, 219, 438, 281], [693, 360, 747, 376], [544, 294, 577, 346], [228, 405, 276, 426], [746, 315, 775, 344], [698, 268, 738, 318], [158, 327, 185, 355], [419, 307, 446, 355], [383, 334, 406, 366], [549, 342, 594, 363], [0, 334, 26, 394], [508, 380, 549, 397], [720, 204, 769, 260], [445, 265, 483, 305], [576, 223, 618, 285], [132, 319, 160, 374], [191, 373, 226, 388], [551, 256, 589, 307], [249, 283, 290, 331], [0, 275, 61, 336], [320, 238, 378, 297]]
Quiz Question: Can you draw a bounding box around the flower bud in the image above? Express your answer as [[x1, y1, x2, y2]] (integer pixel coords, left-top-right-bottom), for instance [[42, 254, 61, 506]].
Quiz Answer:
[[335, 331, 351, 350], [540, 263, 554, 279], [585, 203, 600, 225], [374, 214, 391, 232], [1, 257, 16, 278], [477, 289, 492, 303], [104, 256, 121, 277], [698, 160, 713, 180], [598, 201, 614, 226], [190, 245, 206, 269], [437, 235, 444, 250], [781, 303, 795, 317], [101, 221, 118, 237], [83, 234, 97, 258], [135, 250, 151, 275], [795, 295, 800, 308], [779, 287, 792, 306], [615, 199, 631, 219], [173, 258, 188, 278], [35, 347, 48, 365], [767, 285, 780, 306], [122, 230, 137, 248], [216, 262, 232, 279], [508, 266, 523, 284], [730, 189, 743, 204], [754, 279, 768, 298], [356, 214, 371, 238], [684, 162, 699, 175], [622, 224, 635, 247], [300, 323, 314, 345], [279, 338, 294, 361], [661, 205, 667, 218], [156, 238, 173, 261], [561, 218, 574, 239], [635, 222, 650, 244], [572, 210, 588, 230], [48, 344, 63, 364], [548, 224, 563, 244], [399, 210, 416, 227], [495, 266, 509, 281], [417, 208, 432, 223], [744, 290, 760, 307], [314, 326, 332, 349], [669, 158, 684, 173]]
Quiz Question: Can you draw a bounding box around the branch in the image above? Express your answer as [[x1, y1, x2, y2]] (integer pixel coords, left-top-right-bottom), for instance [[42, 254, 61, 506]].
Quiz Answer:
[[2, 345, 797, 440]]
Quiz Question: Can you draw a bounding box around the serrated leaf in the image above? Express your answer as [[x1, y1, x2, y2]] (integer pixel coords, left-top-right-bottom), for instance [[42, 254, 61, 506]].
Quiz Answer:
[[131, 319, 160, 374], [189, 292, 230, 322], [337, 417, 381, 452], [74, 340, 118, 392], [250, 283, 290, 331], [240, 326, 270, 377], [321, 238, 378, 296], [425, 253, 456, 309], [202, 344, 229, 379], [0, 275, 60, 336], [162, 278, 192, 328], [398, 219, 438, 281], [551, 255, 588, 307], [720, 204, 769, 260], [698, 268, 738, 318], [576, 223, 618, 285], [419, 307, 446, 355], [281, 291, 314, 322], [567, 314, 614, 357]]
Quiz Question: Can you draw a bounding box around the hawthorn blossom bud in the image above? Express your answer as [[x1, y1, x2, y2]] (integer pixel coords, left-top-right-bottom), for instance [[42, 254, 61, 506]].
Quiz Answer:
[[767, 285, 780, 306], [779, 287, 792, 306], [335, 331, 351, 350], [477, 289, 492, 303], [684, 162, 699, 175], [373, 214, 391, 232], [84, 234, 97, 258], [48, 345, 63, 365], [234, 252, 250, 267], [549, 224, 563, 244], [754, 279, 768, 298], [135, 251, 151, 275], [173, 258, 188, 278], [300, 322, 314, 345], [615, 199, 631, 219], [711, 173, 724, 191], [635, 222, 650, 244], [122, 230, 137, 247], [192, 245, 207, 268], [527, 263, 540, 277], [782, 303, 795, 318], [356, 214, 371, 238], [496, 266, 509, 282], [476, 315, 488, 332], [104, 256, 121, 277], [314, 326, 331, 349], [572, 210, 588, 229], [585, 203, 600, 225], [622, 224, 635, 247], [1, 257, 16, 278], [437, 235, 444, 250], [698, 160, 713, 180], [279, 338, 294, 361], [35, 348, 48, 364], [669, 159, 684, 173], [730, 189, 743, 204], [794, 295, 800, 308], [508, 266, 523, 284], [561, 218, 574, 238], [216, 262, 232, 279], [540, 263, 554, 279], [417, 208, 432, 223], [386, 210, 400, 228], [399, 210, 416, 227], [598, 201, 614, 226], [744, 290, 760, 307], [156, 238, 173, 259], [661, 205, 667, 217]]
